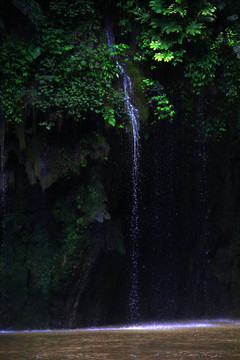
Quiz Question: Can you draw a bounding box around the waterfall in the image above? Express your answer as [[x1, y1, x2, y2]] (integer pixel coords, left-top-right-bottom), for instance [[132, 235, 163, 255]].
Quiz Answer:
[[123, 68, 140, 323], [0, 107, 6, 255], [196, 106, 211, 313], [106, 26, 140, 322], [149, 120, 178, 319], [0, 105, 7, 318], [186, 98, 211, 316]]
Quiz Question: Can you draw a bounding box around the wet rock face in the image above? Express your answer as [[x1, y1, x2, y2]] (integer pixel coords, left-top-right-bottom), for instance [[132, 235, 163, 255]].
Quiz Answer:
[[49, 218, 125, 328], [1, 95, 240, 329], [23, 132, 110, 191], [0, 120, 236, 329], [123, 119, 240, 322], [53, 230, 124, 329], [0, 117, 126, 329]]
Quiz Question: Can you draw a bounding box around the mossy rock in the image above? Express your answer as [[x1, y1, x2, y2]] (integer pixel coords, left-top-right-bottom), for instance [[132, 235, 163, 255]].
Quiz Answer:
[[126, 61, 149, 124], [105, 220, 125, 255], [77, 180, 110, 226], [25, 134, 93, 190], [15, 122, 26, 150]]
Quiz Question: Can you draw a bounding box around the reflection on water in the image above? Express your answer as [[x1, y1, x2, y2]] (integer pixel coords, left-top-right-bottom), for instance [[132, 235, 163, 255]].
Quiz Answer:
[[0, 321, 240, 360]]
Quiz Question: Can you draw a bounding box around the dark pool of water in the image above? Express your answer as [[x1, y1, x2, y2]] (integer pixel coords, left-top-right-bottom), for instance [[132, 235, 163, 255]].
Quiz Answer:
[[0, 320, 240, 359]]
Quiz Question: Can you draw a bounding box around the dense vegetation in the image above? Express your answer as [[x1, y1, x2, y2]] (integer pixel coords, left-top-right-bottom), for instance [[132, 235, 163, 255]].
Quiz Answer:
[[2, 0, 240, 136], [1, 0, 240, 328]]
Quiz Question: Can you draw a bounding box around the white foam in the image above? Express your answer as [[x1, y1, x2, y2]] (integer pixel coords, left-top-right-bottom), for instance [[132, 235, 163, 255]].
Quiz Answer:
[[84, 319, 240, 331], [1, 319, 239, 334]]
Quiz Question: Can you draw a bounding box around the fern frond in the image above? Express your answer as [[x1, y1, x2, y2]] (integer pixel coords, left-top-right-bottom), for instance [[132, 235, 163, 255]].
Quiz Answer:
[[133, 8, 151, 23], [198, 2, 216, 16], [165, 4, 187, 17], [177, 33, 185, 44], [186, 20, 204, 36], [149, 0, 166, 14], [162, 22, 182, 34]]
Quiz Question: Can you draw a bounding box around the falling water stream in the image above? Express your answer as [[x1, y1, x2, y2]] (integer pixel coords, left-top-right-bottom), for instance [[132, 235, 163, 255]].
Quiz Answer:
[[106, 26, 140, 322], [0, 108, 6, 255], [122, 66, 140, 323], [0, 106, 7, 317], [195, 101, 211, 313]]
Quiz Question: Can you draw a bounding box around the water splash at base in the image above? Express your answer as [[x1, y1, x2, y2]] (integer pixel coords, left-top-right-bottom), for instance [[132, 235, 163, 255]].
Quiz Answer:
[[1, 319, 240, 333]]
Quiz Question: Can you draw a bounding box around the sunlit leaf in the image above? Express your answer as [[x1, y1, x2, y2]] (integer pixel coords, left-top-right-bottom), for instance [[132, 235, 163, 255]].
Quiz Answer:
[[154, 51, 174, 62]]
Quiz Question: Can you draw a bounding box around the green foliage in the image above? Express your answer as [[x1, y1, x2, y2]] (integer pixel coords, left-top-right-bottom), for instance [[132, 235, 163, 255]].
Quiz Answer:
[[161, 22, 183, 34], [184, 54, 217, 94], [132, 0, 217, 63], [154, 50, 175, 62], [0, 37, 33, 123], [49, 0, 95, 19], [0, 10, 123, 129], [103, 106, 116, 127], [149, 0, 187, 17], [1, 0, 240, 138], [1, 0, 137, 130], [28, 44, 41, 59], [107, 43, 130, 58], [204, 116, 227, 138], [76, 181, 110, 226], [143, 79, 175, 123], [51, 177, 111, 284], [182, 24, 240, 107], [32, 25, 120, 123], [185, 20, 204, 36]]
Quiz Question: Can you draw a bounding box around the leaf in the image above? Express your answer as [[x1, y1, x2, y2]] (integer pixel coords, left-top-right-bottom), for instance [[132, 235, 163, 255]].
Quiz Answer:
[[177, 33, 185, 44], [198, 3, 216, 17], [150, 0, 187, 16], [165, 4, 187, 17], [64, 45, 74, 51], [108, 117, 116, 126], [103, 106, 116, 127], [185, 20, 204, 36], [227, 14, 239, 22], [162, 22, 183, 34], [149, 0, 166, 14], [154, 51, 174, 62], [133, 8, 151, 23], [28, 44, 41, 59], [150, 38, 172, 50]]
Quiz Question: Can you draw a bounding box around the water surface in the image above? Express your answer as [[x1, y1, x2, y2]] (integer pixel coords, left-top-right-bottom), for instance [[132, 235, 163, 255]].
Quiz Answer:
[[1, 321, 240, 359]]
